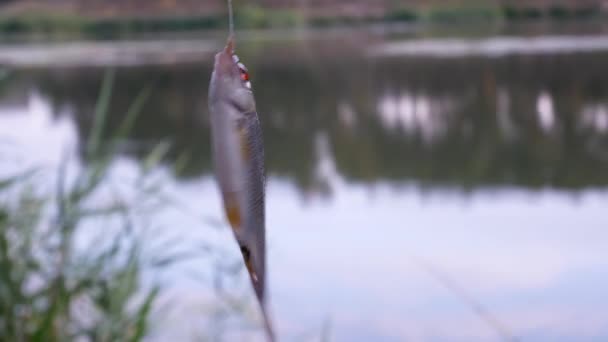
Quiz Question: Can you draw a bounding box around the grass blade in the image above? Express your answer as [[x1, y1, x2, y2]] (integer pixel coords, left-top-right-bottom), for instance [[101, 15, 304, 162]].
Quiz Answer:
[[87, 69, 115, 158]]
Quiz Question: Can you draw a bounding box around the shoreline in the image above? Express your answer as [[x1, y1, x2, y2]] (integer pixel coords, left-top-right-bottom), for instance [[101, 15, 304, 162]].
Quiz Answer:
[[0, 4, 605, 37], [3, 33, 608, 68]]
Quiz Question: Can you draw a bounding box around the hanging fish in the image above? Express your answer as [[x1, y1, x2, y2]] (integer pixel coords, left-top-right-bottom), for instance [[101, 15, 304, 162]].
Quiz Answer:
[[208, 1, 274, 340]]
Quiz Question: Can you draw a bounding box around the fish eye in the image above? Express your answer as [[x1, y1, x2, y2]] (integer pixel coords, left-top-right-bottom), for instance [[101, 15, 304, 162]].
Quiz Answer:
[[238, 64, 249, 80], [237, 63, 251, 89], [233, 55, 252, 90]]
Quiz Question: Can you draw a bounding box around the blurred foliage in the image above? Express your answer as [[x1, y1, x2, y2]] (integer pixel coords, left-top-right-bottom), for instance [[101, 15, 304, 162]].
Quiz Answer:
[[0, 11, 222, 37], [384, 8, 418, 22], [0, 71, 168, 341], [235, 5, 304, 29], [84, 16, 222, 38], [5, 44, 607, 193], [0, 3, 605, 35], [503, 5, 601, 20], [0, 11, 86, 34], [425, 5, 501, 23]]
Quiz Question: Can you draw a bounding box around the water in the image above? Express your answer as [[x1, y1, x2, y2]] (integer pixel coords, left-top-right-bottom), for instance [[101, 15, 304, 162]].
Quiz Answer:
[[1, 26, 608, 341]]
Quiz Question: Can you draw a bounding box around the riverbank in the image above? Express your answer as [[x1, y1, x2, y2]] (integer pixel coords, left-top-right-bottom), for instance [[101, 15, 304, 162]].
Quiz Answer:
[[0, 3, 605, 37]]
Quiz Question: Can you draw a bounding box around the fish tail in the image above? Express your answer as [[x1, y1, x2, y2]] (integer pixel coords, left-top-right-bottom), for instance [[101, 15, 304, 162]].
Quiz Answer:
[[260, 303, 276, 342]]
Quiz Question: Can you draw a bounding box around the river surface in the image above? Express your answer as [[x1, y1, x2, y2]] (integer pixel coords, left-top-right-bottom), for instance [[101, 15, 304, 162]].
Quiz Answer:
[[1, 24, 607, 341]]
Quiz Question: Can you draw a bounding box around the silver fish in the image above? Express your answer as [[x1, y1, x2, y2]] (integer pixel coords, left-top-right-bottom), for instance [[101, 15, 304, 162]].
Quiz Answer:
[[208, 36, 274, 340]]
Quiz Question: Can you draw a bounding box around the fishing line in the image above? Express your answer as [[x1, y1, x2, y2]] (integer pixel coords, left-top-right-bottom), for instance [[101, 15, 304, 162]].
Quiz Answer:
[[227, 0, 234, 38], [406, 252, 519, 342]]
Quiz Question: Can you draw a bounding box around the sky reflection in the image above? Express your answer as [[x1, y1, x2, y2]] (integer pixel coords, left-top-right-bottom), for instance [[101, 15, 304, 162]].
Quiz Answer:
[[267, 181, 608, 341]]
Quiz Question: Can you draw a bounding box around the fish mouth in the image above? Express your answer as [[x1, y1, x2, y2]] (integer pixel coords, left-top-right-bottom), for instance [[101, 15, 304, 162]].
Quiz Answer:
[[213, 35, 236, 74], [225, 34, 235, 54]]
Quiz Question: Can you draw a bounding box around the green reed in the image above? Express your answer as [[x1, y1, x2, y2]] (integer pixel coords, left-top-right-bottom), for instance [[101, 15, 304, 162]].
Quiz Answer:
[[0, 70, 168, 341], [0, 66, 268, 340]]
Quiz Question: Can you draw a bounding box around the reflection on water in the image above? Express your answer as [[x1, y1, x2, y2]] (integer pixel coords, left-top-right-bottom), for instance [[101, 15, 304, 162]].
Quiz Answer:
[[3, 40, 608, 192], [1, 32, 608, 341]]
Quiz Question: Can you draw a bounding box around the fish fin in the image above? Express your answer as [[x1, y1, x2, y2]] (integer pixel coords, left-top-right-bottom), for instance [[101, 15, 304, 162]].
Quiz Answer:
[[243, 242, 273, 341], [223, 192, 241, 231], [242, 245, 274, 341]]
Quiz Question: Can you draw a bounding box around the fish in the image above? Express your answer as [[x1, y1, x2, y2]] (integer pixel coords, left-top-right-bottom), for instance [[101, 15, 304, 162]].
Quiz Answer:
[[208, 34, 274, 341]]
